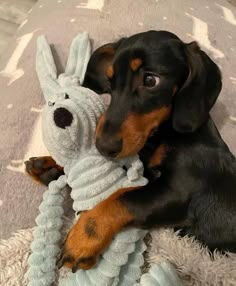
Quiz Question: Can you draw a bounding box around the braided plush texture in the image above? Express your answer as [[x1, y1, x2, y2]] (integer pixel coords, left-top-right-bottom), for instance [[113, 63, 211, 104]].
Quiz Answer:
[[27, 176, 67, 286], [27, 32, 183, 286], [135, 262, 183, 286]]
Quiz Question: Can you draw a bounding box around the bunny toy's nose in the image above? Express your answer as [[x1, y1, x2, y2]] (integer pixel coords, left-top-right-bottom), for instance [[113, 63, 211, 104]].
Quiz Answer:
[[54, 107, 73, 129]]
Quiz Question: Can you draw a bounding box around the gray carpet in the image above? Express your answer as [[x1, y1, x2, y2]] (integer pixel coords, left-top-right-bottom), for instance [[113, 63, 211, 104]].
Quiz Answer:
[[0, 0, 37, 62]]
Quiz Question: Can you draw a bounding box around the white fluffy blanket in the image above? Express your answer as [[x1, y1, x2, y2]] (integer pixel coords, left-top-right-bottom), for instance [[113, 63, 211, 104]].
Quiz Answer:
[[1, 228, 236, 286]]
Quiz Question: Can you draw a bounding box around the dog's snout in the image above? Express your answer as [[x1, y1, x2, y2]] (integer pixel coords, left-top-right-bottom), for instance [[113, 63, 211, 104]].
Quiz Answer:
[[54, 107, 73, 129], [96, 137, 122, 158]]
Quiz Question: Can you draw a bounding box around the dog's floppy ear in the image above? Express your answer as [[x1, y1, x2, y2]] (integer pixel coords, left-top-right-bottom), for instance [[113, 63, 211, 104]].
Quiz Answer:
[[83, 38, 126, 94], [172, 42, 222, 133]]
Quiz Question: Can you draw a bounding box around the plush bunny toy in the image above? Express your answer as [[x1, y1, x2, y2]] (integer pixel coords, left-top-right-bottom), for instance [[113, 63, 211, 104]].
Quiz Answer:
[[27, 32, 183, 286]]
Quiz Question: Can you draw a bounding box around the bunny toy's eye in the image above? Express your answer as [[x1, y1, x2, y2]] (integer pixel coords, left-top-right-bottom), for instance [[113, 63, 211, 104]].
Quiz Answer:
[[48, 101, 55, 107], [65, 94, 70, 99]]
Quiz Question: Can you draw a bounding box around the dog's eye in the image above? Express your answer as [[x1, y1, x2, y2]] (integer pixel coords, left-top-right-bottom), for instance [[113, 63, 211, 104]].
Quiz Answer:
[[64, 94, 70, 99], [143, 74, 160, 88]]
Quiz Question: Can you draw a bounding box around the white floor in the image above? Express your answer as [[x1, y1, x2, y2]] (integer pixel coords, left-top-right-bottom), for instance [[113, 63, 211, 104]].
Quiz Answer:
[[0, 0, 37, 59]]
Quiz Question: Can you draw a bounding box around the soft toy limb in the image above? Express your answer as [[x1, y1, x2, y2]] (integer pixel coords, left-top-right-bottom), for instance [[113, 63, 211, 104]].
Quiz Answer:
[[27, 175, 67, 286], [135, 262, 183, 286]]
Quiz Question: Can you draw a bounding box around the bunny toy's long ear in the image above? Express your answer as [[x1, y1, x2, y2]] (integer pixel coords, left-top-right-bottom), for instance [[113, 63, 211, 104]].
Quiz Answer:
[[65, 32, 91, 84], [36, 35, 61, 102]]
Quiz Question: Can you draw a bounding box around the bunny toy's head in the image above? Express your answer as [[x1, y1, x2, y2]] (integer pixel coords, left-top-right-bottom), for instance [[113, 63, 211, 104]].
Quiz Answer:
[[36, 32, 106, 168]]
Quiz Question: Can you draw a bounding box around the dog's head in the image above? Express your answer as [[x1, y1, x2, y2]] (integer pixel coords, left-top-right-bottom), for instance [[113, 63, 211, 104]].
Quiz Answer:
[[84, 30, 222, 158]]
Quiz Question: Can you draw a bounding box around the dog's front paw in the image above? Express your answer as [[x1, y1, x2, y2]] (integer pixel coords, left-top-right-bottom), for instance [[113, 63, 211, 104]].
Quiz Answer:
[[25, 156, 64, 185], [57, 212, 113, 272]]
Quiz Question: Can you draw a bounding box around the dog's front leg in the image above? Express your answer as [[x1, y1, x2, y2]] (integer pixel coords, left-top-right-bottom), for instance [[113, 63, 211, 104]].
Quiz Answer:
[[58, 178, 188, 272]]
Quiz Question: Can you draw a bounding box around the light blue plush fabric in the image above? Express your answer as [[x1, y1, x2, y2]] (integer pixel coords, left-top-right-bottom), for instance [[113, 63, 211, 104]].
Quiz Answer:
[[135, 262, 184, 286], [27, 32, 183, 286]]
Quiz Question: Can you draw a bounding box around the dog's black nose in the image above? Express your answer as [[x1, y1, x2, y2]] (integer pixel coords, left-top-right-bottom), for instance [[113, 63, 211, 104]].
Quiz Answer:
[[96, 137, 122, 158], [54, 107, 73, 129]]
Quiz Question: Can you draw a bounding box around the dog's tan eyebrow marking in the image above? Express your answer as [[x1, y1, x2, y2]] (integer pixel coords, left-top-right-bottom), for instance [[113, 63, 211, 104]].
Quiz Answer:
[[130, 58, 142, 71], [106, 65, 114, 79]]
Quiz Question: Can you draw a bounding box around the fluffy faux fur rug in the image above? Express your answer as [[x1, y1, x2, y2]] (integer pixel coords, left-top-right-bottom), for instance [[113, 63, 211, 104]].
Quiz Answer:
[[1, 227, 236, 286], [148, 229, 236, 286], [0, 229, 33, 286]]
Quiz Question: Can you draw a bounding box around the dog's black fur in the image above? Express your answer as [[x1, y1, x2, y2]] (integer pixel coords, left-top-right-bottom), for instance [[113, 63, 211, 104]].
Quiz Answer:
[[84, 30, 236, 252]]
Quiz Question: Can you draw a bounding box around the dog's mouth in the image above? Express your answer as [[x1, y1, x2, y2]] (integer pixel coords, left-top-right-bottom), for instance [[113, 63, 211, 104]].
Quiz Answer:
[[116, 135, 147, 159], [96, 106, 172, 159], [116, 125, 160, 159], [96, 124, 160, 159]]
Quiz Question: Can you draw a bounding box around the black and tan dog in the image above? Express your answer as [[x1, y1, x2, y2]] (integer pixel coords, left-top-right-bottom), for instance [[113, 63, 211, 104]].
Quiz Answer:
[[26, 30, 236, 271]]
